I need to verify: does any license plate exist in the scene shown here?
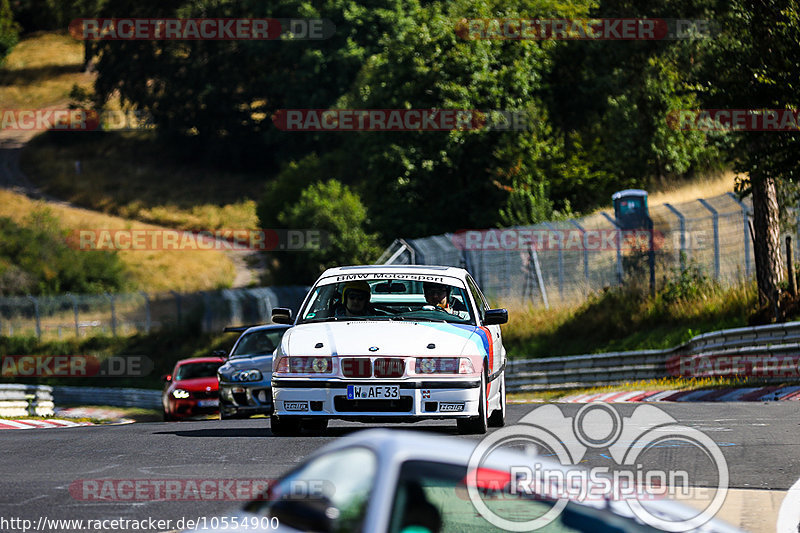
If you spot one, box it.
[347,385,399,400]
[198,399,219,407]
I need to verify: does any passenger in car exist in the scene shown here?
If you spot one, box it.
[422,282,468,315]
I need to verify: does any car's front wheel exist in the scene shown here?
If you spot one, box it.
[458,369,488,435]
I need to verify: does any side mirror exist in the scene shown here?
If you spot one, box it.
[272,308,293,325]
[268,496,336,533]
[483,308,508,326]
[162,374,172,382]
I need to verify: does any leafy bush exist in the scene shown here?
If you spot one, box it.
[268,179,382,284]
[659,259,717,304]
[0,210,129,296]
[0,0,19,61]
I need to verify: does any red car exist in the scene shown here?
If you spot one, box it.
[162,357,226,421]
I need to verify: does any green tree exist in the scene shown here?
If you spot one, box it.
[91,0,408,168]
[698,0,800,312]
[271,179,381,283]
[0,211,128,296]
[0,0,19,62]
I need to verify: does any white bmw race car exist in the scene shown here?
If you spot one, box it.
[269,265,508,435]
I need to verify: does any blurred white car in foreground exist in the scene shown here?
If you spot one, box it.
[186,429,743,533]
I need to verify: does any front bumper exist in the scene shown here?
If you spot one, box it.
[219,381,273,416]
[272,378,481,421]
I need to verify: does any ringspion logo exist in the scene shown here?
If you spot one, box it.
[467,404,728,531]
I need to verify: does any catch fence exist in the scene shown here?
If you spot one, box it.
[379,192,770,305]
[0,286,308,340]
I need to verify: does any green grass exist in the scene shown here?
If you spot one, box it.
[0,32,92,109]
[0,324,240,390]
[22,131,261,233]
[508,376,757,402]
[502,280,758,358]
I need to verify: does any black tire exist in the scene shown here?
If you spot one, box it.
[458,369,488,435]
[219,408,234,420]
[162,410,174,422]
[270,415,301,436]
[488,373,506,428]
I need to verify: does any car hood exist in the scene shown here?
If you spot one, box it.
[171,377,218,391]
[283,321,490,357]
[219,354,273,373]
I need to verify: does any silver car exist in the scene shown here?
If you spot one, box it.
[217,325,291,419]
[186,429,744,533]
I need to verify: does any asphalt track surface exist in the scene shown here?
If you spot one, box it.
[0,403,797,532]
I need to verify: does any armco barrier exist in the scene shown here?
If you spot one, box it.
[0,384,54,417]
[506,321,800,392]
[52,386,161,409]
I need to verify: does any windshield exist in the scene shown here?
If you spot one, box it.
[231,328,288,358]
[297,276,475,325]
[175,361,222,380]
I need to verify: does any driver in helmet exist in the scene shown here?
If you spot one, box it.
[336,280,373,317]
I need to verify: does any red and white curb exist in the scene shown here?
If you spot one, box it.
[559,385,800,403]
[0,419,94,429]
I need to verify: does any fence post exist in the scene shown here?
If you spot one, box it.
[105,292,117,336]
[27,295,41,340]
[570,219,589,297]
[543,222,564,301]
[648,217,656,296]
[787,236,797,296]
[140,291,151,333]
[601,212,624,285]
[726,192,751,279]
[664,203,686,271]
[698,199,721,280]
[67,293,79,337]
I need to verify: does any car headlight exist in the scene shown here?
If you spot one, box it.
[274,356,332,374]
[232,369,263,382]
[172,389,190,399]
[415,357,474,374]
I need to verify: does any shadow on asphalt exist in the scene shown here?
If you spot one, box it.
[154,423,463,438]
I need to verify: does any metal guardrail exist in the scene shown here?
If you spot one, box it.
[0,384,54,417]
[506,321,800,392]
[52,386,162,409]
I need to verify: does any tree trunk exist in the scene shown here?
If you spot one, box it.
[750,173,784,309]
